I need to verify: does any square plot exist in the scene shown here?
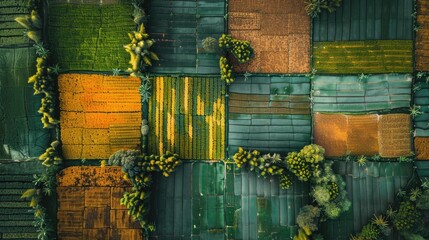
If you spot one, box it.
[59,74,141,159]
[228,76,311,156]
[228,0,310,74]
[149,76,226,160]
[48,2,134,71]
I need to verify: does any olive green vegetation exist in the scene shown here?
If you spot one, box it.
[15,9,42,44]
[38,141,62,167]
[29,50,60,129]
[313,40,413,74]
[124,24,158,77]
[217,34,254,85]
[305,0,342,18]
[219,56,233,84]
[47,2,135,71]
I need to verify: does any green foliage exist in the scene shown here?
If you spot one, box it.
[296,205,321,235]
[328,182,339,199]
[124,24,158,77]
[219,56,234,84]
[401,232,426,240]
[233,148,287,184]
[218,34,253,63]
[371,154,381,161]
[254,153,285,177]
[357,73,369,84]
[112,68,122,76]
[410,105,423,118]
[305,0,342,18]
[21,163,60,240]
[34,43,49,57]
[139,78,152,103]
[312,161,351,219]
[360,223,380,240]
[279,174,293,189]
[132,0,146,25]
[286,144,325,181]
[108,150,181,233]
[416,189,429,209]
[371,214,392,236]
[392,201,420,231]
[38,141,62,167]
[357,156,367,166]
[371,215,389,229]
[350,220,388,240]
[27,53,59,128]
[233,147,260,169]
[416,72,429,84]
[286,151,312,181]
[120,188,151,226]
[202,37,218,53]
[409,187,422,202]
[216,34,254,85]
[15,10,42,43]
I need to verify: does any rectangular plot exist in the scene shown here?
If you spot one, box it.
[228,76,311,156]
[314,0,413,41]
[314,113,411,157]
[147,0,224,74]
[149,76,225,160]
[313,40,413,74]
[48,2,134,71]
[59,74,141,159]
[228,0,310,74]
[312,74,411,113]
